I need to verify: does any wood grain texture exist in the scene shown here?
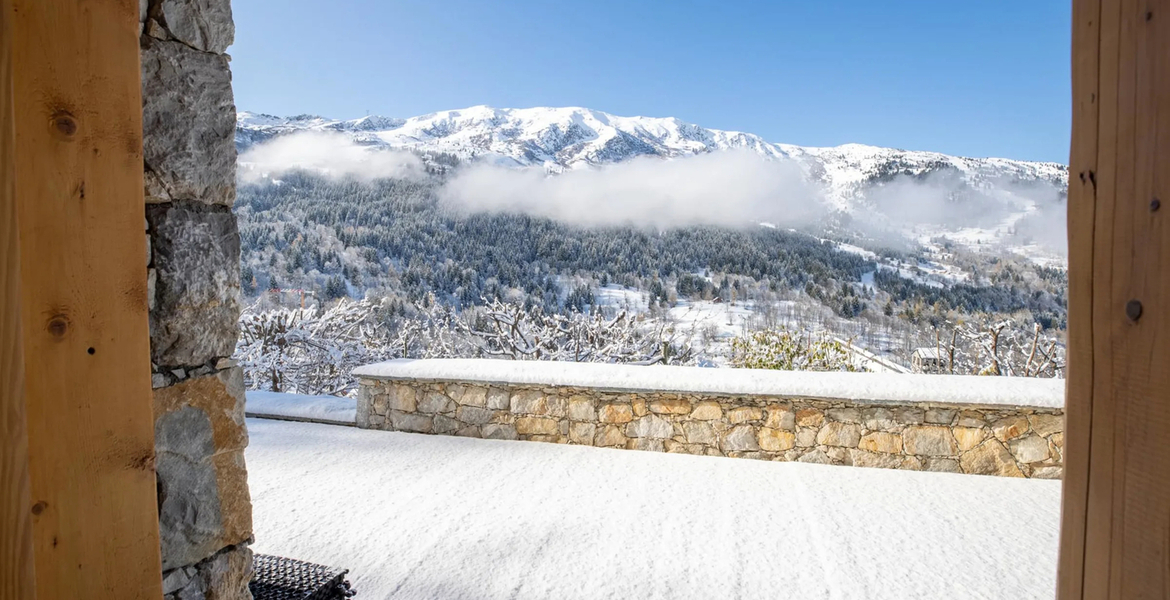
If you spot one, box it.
[1058,0,1101,597]
[0,0,36,596]
[11,0,163,597]
[1060,0,1170,597]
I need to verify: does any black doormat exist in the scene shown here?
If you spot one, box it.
[250,554,355,600]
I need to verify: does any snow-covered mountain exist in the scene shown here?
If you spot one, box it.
[237,105,1066,202]
[236,106,1069,264]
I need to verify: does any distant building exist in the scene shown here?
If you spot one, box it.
[911,348,948,373]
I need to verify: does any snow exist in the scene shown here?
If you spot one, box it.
[246,418,1061,600]
[245,391,356,425]
[354,359,1065,409]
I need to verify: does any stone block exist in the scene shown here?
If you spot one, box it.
[849,449,904,470]
[960,439,1024,477]
[683,422,717,445]
[482,424,518,440]
[158,0,235,53]
[569,422,596,444]
[722,425,760,452]
[486,388,510,410]
[956,410,987,428]
[567,396,596,421]
[816,422,861,447]
[627,438,665,452]
[1031,466,1063,480]
[649,398,691,415]
[826,408,860,423]
[433,415,461,435]
[626,414,673,439]
[728,406,763,424]
[455,426,481,438]
[925,458,962,473]
[631,398,649,416]
[894,407,925,424]
[924,408,957,425]
[795,408,824,428]
[153,368,251,571]
[1028,413,1064,437]
[164,544,252,600]
[1009,434,1050,464]
[456,406,494,426]
[599,403,634,423]
[455,386,488,407]
[795,428,818,447]
[516,416,559,435]
[862,407,897,431]
[992,416,1031,442]
[857,431,902,454]
[510,390,547,415]
[418,391,454,414]
[389,385,417,412]
[595,425,627,447]
[141,38,236,206]
[952,426,987,452]
[797,449,832,465]
[758,428,795,452]
[147,202,240,366]
[902,426,957,456]
[764,404,795,430]
[389,411,433,433]
[689,401,722,420]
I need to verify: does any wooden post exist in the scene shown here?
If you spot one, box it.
[11,0,164,597]
[1,0,36,596]
[1059,0,1170,597]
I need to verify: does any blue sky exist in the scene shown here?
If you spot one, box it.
[230,0,1071,163]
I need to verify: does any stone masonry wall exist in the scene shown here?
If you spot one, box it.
[140,0,253,598]
[357,378,1065,479]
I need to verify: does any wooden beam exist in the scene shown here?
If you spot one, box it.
[11,0,164,598]
[1059,0,1170,597]
[0,0,36,596]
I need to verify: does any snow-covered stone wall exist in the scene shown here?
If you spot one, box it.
[355,359,1065,479]
[140,1,252,598]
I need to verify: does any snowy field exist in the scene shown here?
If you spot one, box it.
[245,391,357,425]
[246,418,1061,600]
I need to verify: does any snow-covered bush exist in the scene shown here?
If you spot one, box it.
[729,329,857,372]
[236,296,698,396]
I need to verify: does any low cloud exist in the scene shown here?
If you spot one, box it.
[439,150,826,229]
[237,131,426,182]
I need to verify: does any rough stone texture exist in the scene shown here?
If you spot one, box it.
[858,431,902,454]
[723,426,760,452]
[960,440,1025,478]
[158,0,235,54]
[599,403,634,423]
[141,38,236,206]
[627,414,673,439]
[816,422,861,447]
[148,202,240,367]
[146,2,250,597]
[690,401,722,420]
[163,544,253,600]
[153,369,251,571]
[758,428,795,452]
[357,376,1064,479]
[902,426,958,456]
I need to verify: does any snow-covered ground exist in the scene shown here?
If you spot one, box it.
[245,391,356,425]
[247,418,1061,600]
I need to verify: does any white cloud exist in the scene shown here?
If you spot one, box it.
[237,131,426,182]
[438,150,826,229]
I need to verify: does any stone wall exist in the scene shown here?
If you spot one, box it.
[356,363,1065,479]
[140,0,253,598]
